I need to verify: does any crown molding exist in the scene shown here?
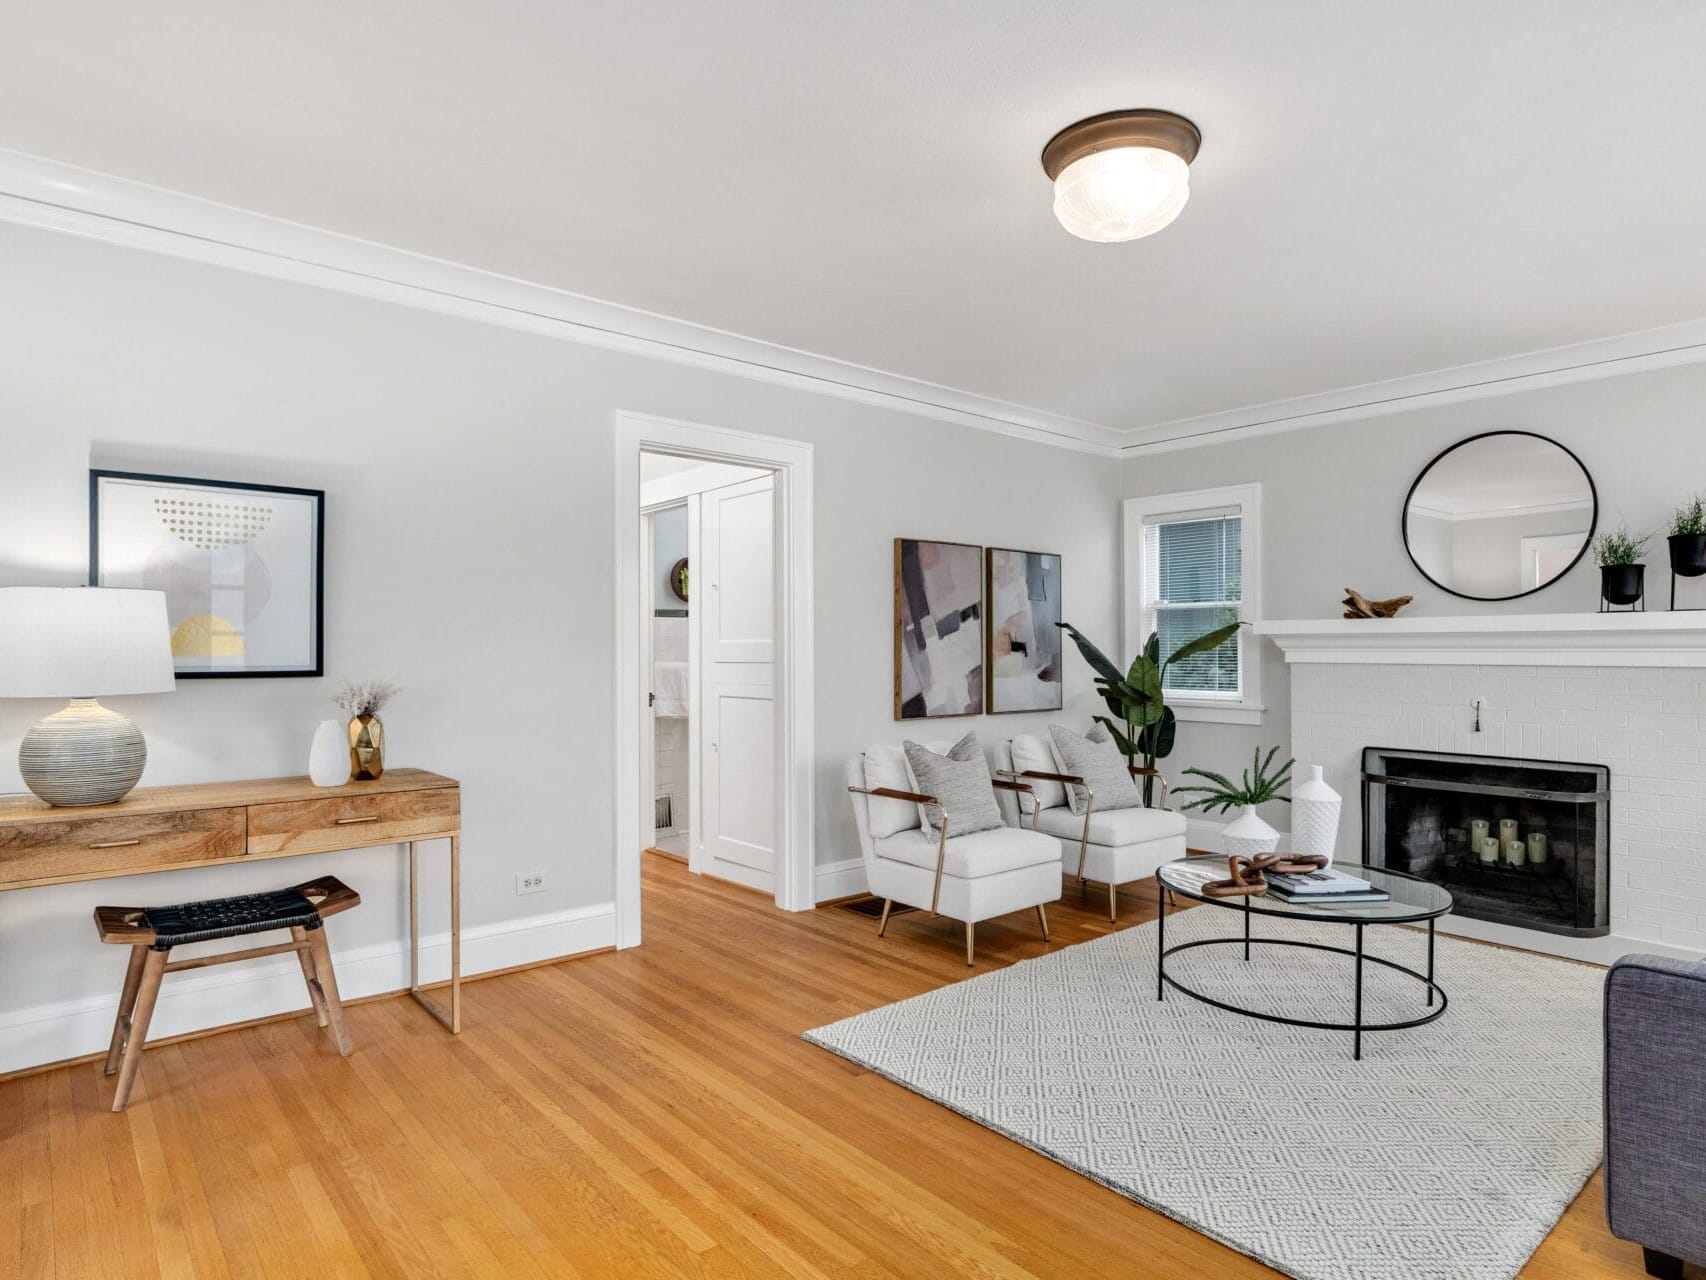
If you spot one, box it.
[1123,317,1706,455]
[0,148,1123,457]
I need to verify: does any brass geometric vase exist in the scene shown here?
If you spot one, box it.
[348,714,385,781]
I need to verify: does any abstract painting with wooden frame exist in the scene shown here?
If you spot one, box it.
[985,547,1062,713]
[894,538,984,719]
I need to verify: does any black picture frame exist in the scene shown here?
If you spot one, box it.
[1400,430,1598,603]
[90,469,325,678]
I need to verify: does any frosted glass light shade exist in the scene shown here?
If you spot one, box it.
[0,587,175,698]
[1052,147,1191,243]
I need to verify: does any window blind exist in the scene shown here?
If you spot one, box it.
[1142,514,1241,697]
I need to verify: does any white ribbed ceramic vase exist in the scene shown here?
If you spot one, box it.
[1290,764,1343,867]
[1222,805,1280,858]
[18,698,147,806]
[309,718,349,787]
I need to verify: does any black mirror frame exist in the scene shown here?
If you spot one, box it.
[1401,430,1598,603]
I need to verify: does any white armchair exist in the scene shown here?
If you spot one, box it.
[846,742,1061,965]
[994,735,1187,921]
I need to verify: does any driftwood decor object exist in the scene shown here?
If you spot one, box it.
[1342,588,1414,619]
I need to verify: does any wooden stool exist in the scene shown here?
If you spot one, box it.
[94,876,360,1112]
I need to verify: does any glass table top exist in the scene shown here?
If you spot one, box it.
[1157,858,1453,924]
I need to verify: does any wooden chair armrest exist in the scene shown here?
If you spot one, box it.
[1009,769,1085,786]
[990,778,1034,794]
[848,784,938,806]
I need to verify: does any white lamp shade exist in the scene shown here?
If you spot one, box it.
[1052,146,1191,242]
[0,588,175,698]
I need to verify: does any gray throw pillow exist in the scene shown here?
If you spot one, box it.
[901,733,1005,837]
[1048,722,1144,815]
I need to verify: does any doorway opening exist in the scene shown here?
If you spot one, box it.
[640,452,774,896]
[615,413,815,949]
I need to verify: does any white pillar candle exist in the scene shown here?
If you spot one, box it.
[1499,818,1519,844]
[1504,837,1528,868]
[1470,819,1490,846]
[1527,832,1548,866]
[1478,835,1501,864]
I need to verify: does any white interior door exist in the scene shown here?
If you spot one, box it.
[696,473,776,892]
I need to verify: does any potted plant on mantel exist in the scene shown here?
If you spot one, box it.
[1668,494,1706,582]
[1595,523,1651,611]
[1174,746,1294,856]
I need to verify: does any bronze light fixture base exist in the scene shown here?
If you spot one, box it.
[1041,109,1202,180]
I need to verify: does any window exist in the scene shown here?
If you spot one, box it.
[1123,483,1262,724]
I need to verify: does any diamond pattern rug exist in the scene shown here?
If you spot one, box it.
[804,907,1605,1280]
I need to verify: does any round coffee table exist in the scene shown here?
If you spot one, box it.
[1154,858,1453,1060]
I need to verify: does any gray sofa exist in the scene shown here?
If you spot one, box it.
[1605,954,1706,1279]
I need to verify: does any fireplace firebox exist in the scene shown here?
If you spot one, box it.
[1362,747,1609,937]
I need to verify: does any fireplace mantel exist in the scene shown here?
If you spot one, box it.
[1256,612,1706,667]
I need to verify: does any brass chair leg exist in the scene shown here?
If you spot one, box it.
[1075,785,1095,883]
[1108,880,1118,923]
[876,898,893,937]
[1035,903,1050,942]
[964,921,975,967]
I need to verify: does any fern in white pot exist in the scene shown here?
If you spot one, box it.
[1175,747,1294,857]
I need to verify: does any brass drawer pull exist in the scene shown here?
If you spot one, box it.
[335,815,380,825]
[89,838,143,849]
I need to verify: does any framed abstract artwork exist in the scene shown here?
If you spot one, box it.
[894,538,984,719]
[985,547,1063,713]
[90,470,325,678]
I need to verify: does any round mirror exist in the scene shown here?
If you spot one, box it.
[1403,431,1597,602]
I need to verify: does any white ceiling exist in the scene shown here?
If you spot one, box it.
[4,2,1706,445]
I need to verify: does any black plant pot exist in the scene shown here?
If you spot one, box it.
[1600,563,1646,608]
[1668,533,1706,578]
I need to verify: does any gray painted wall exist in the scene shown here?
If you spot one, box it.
[0,219,1119,1059]
[1122,359,1706,818]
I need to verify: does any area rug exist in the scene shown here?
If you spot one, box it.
[804,907,1605,1280]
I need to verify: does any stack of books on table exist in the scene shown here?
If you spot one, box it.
[1265,867,1390,904]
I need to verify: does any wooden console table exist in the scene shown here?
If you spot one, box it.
[0,768,463,1034]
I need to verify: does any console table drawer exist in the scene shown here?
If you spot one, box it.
[247,787,460,855]
[0,808,247,887]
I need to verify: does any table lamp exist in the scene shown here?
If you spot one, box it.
[0,587,175,806]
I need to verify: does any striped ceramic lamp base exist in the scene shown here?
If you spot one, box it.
[18,698,148,806]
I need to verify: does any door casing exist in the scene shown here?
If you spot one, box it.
[614,412,815,948]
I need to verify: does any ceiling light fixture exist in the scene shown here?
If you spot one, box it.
[1042,109,1202,243]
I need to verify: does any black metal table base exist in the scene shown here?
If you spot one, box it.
[1156,883,1446,1060]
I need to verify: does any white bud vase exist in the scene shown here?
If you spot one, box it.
[309,718,350,787]
[1222,804,1280,858]
[1291,764,1343,867]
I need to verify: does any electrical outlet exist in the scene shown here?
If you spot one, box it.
[516,871,547,895]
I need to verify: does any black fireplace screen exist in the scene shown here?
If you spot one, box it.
[1362,747,1609,937]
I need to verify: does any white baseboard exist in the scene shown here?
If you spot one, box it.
[815,856,867,902]
[0,902,615,1076]
[1184,816,1292,856]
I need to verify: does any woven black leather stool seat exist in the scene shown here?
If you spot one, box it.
[140,888,325,950]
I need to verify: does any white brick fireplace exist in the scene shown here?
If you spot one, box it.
[1259,614,1706,963]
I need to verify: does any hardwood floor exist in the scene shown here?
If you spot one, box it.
[0,853,1649,1279]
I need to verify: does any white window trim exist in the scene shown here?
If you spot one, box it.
[1122,483,1264,726]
